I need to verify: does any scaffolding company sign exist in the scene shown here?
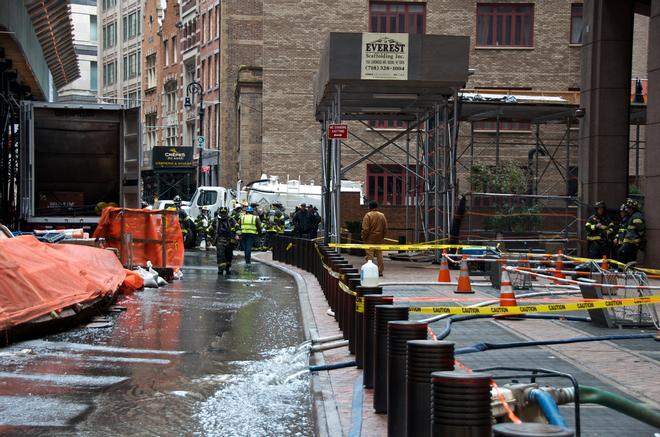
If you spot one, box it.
[361,33,409,80]
[328,124,348,139]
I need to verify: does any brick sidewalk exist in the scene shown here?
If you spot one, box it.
[255,251,659,436]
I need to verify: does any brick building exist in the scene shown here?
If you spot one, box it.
[140,0,193,202]
[221,1,588,192]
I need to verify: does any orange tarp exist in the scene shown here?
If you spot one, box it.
[93,207,184,269]
[0,236,126,330]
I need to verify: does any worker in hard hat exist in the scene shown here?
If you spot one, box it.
[238,206,262,266]
[195,206,212,249]
[173,195,183,211]
[618,198,645,264]
[613,203,628,259]
[212,207,238,275]
[585,201,614,259]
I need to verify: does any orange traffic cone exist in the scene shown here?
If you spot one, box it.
[438,250,451,283]
[495,267,519,319]
[455,255,474,294]
[601,256,609,271]
[553,250,566,283]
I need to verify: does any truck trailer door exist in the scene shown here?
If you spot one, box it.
[121,107,141,208]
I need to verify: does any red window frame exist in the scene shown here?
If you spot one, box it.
[476,3,534,47]
[473,119,532,132]
[570,3,583,44]
[367,164,424,206]
[369,2,426,129]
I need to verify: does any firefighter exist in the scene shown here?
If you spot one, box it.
[618,198,645,264]
[195,206,212,249]
[272,202,286,234]
[585,201,614,259]
[178,209,196,249]
[613,203,628,259]
[238,206,261,266]
[263,202,285,250]
[173,195,182,212]
[212,207,238,275]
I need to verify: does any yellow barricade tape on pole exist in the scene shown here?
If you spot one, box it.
[338,280,357,296]
[564,254,660,276]
[356,297,364,313]
[408,295,660,315]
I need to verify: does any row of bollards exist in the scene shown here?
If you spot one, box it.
[272,236,574,437]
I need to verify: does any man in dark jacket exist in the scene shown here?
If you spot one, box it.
[585,201,614,259]
[213,207,237,275]
[618,198,645,264]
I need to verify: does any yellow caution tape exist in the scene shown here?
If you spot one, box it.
[356,297,364,313]
[564,255,660,276]
[329,243,495,251]
[338,280,356,296]
[408,296,659,315]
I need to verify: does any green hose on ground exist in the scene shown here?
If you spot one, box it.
[579,385,660,428]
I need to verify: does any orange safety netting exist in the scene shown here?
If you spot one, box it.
[0,236,127,330]
[93,207,184,269]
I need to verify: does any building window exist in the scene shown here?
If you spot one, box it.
[145,113,157,149]
[146,54,156,89]
[123,91,139,108]
[165,81,177,114]
[570,4,584,44]
[476,4,534,47]
[200,59,205,88]
[368,3,424,129]
[164,40,169,66]
[102,0,116,11]
[369,2,426,33]
[90,61,97,91]
[103,22,116,49]
[123,51,140,80]
[172,36,177,63]
[473,119,532,132]
[367,164,408,206]
[201,13,205,44]
[166,126,177,147]
[123,9,140,41]
[215,5,220,38]
[90,16,97,42]
[103,61,116,87]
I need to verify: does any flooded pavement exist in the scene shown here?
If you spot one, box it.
[0,250,313,436]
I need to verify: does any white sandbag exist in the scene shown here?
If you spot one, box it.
[135,266,158,288]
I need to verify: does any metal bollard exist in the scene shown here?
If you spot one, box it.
[363,295,393,388]
[407,340,455,437]
[373,305,409,413]
[337,266,357,337]
[354,286,382,368]
[345,274,362,355]
[431,371,493,437]
[387,321,428,437]
[493,423,574,437]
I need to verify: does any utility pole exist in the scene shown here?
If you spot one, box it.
[185,81,204,187]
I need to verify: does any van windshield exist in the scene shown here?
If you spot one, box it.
[197,190,218,206]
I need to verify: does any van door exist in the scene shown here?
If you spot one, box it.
[121,107,141,208]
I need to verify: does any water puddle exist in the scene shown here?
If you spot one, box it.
[197,345,312,436]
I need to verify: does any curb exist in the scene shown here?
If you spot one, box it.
[254,253,345,437]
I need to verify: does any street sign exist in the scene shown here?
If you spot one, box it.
[328,124,348,140]
[197,136,205,148]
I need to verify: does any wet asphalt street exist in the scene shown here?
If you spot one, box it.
[0,250,312,436]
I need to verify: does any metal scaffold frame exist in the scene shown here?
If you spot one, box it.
[320,87,460,248]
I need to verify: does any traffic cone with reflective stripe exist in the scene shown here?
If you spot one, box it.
[438,250,451,283]
[553,250,565,283]
[495,267,518,319]
[601,256,609,271]
[455,255,474,294]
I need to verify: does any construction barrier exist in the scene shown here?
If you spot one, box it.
[93,207,184,269]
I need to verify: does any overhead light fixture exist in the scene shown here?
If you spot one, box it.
[372,93,418,100]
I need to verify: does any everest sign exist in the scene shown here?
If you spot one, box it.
[328,124,348,139]
[360,33,409,80]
